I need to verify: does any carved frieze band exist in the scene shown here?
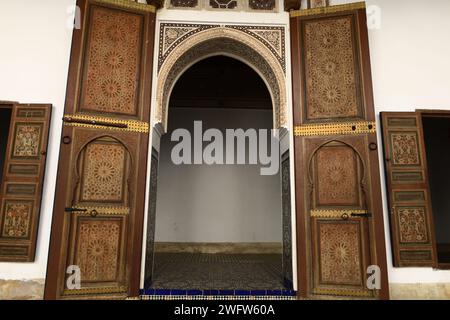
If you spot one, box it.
[290,1,365,17]
[63,114,149,133]
[294,121,376,137]
[158,23,286,73]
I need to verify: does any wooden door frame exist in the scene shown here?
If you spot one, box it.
[417,109,450,270]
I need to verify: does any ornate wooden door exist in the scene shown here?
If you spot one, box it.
[290,3,389,299]
[44,0,156,299]
[0,103,51,262]
[381,112,438,267]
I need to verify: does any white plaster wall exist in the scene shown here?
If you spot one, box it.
[0,0,76,280]
[0,0,449,287]
[365,0,450,284]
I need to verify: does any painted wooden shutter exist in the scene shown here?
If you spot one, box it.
[381,112,438,267]
[44,0,156,299]
[0,103,51,262]
[290,3,389,299]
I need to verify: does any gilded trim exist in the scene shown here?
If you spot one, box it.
[312,287,373,298]
[73,206,130,216]
[63,286,128,296]
[93,0,156,13]
[63,114,149,133]
[311,209,368,219]
[290,2,366,17]
[294,121,376,137]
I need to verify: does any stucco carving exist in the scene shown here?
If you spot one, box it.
[155,26,287,130]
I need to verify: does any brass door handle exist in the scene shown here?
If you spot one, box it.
[351,212,373,218]
[65,207,87,213]
[65,207,98,217]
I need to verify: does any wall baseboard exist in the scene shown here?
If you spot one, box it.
[154,242,283,254]
[0,279,44,300]
[1,279,450,300]
[390,283,450,300]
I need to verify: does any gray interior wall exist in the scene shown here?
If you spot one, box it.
[154,107,282,243]
[423,117,450,244]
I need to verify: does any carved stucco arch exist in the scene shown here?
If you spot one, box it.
[155,27,287,131]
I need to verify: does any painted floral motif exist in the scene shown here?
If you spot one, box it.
[13,125,41,157]
[319,223,362,285]
[76,221,121,282]
[2,202,31,238]
[391,133,420,165]
[304,16,361,120]
[398,207,428,243]
[81,6,142,115]
[81,143,126,202]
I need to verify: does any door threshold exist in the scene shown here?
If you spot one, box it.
[140,289,297,299]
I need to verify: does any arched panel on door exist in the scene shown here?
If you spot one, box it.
[307,140,372,297]
[63,136,134,297]
[74,136,133,207]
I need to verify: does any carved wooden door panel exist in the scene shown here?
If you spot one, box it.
[290,3,389,299]
[0,103,51,262]
[380,112,438,267]
[44,0,156,299]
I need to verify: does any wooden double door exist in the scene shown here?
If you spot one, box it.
[44,0,156,299]
[290,4,389,299]
[45,1,390,300]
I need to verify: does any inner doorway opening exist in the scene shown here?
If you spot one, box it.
[0,105,12,186]
[147,56,289,291]
[423,115,450,267]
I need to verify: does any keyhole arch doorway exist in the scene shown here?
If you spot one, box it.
[144,51,294,292]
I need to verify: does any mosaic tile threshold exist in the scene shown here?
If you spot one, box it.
[134,295,297,300]
[146,253,293,296]
[140,289,297,297]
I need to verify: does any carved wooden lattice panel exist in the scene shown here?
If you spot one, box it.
[316,221,364,286]
[381,112,437,267]
[74,218,123,282]
[296,13,365,123]
[314,144,360,207]
[79,5,144,116]
[0,104,51,262]
[79,141,128,203]
[45,0,155,300]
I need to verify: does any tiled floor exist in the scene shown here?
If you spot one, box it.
[149,253,285,290]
